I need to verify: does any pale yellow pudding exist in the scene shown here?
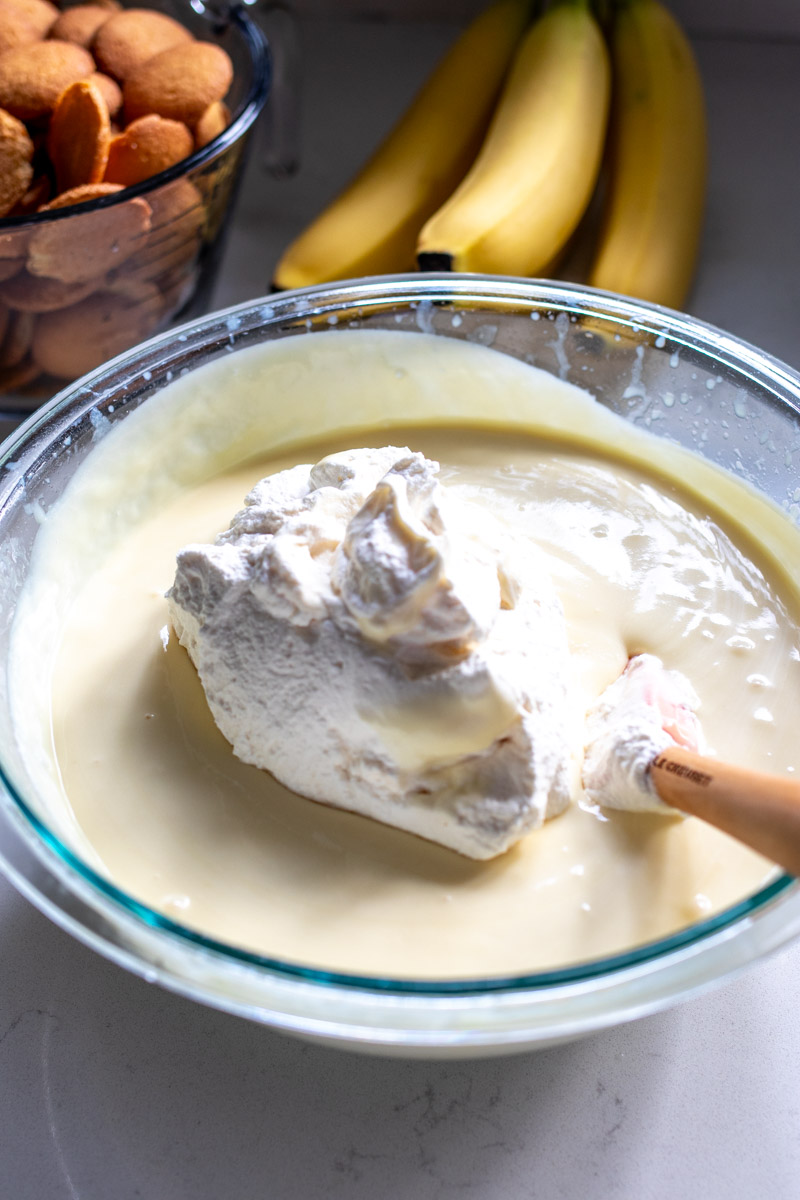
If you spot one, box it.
[11,329,800,980]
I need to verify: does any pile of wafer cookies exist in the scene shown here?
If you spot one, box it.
[0,0,236,389]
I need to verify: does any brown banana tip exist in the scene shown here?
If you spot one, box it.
[417,252,454,273]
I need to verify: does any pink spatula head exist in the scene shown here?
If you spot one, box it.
[582,654,800,877]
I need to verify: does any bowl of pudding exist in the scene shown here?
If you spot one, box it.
[0,274,799,1057]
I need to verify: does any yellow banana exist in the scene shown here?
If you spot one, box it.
[272,0,533,291]
[587,0,707,310]
[416,0,610,277]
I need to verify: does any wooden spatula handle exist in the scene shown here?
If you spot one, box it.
[650,746,800,877]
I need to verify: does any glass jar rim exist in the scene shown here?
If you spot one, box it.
[0,5,271,233]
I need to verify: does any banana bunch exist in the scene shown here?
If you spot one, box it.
[273,0,707,312]
[588,0,707,309]
[416,0,609,277]
[272,0,533,290]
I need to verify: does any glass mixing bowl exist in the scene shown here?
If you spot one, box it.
[0,0,270,411]
[0,274,799,1058]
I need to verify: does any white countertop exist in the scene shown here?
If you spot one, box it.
[2,15,800,1198]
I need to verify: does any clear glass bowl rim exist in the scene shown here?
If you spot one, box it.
[0,3,271,232]
[1,273,799,1047]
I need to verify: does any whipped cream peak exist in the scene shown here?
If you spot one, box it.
[169,446,574,859]
[333,451,501,663]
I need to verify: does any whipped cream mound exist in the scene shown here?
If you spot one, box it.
[582,654,705,814]
[168,446,573,859]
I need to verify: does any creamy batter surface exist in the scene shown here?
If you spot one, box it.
[14,330,800,979]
